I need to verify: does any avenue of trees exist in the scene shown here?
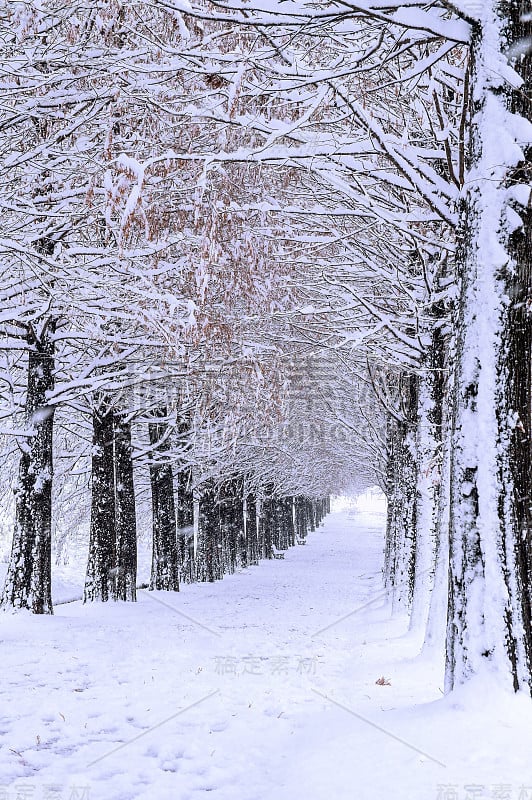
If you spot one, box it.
[1,0,531,697]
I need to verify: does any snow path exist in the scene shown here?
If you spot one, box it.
[0,511,531,800]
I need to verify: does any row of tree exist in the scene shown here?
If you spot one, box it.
[1,0,531,697]
[0,2,348,614]
[167,0,532,694]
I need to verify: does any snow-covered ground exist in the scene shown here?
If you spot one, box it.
[1,510,531,800]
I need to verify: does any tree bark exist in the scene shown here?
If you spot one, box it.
[261,489,274,559]
[501,0,532,689]
[177,466,194,528]
[2,320,56,614]
[148,411,179,592]
[409,354,442,634]
[245,493,259,565]
[84,399,116,602]
[114,412,137,601]
[384,373,418,612]
[281,497,295,549]
[198,480,220,582]
[294,496,308,541]
[219,478,242,574]
[446,3,532,692]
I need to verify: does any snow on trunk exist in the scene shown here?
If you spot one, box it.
[149,411,180,592]
[1,319,56,614]
[114,412,137,601]
[84,400,116,603]
[409,373,438,634]
[446,1,532,692]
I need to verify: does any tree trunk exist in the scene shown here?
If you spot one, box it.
[446,3,532,692]
[256,497,267,560]
[261,490,274,559]
[219,478,242,574]
[148,411,179,592]
[409,358,442,634]
[315,498,323,527]
[198,481,220,582]
[294,496,307,541]
[307,498,316,532]
[502,0,532,688]
[272,496,284,550]
[84,399,116,602]
[245,493,259,565]
[177,464,194,583]
[383,373,418,612]
[2,320,56,614]
[383,420,398,591]
[423,388,452,657]
[281,497,295,549]
[114,412,137,601]
[177,466,194,528]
